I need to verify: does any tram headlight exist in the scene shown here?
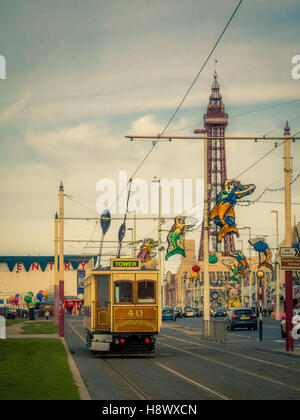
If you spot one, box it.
[114,338,120,345]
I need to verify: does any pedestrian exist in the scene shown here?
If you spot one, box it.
[45,310,49,320]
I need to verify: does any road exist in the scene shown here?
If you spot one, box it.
[64,315,300,401]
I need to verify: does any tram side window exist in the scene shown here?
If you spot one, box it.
[138,281,155,303]
[97,275,109,308]
[115,281,133,304]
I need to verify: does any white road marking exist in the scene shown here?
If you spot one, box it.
[67,321,224,400]
[150,360,230,400]
[161,331,300,372]
[160,341,300,393]
[68,322,86,344]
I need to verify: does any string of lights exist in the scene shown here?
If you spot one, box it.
[237,171,300,207]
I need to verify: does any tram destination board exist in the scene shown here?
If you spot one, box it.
[110,258,141,270]
[280,257,300,271]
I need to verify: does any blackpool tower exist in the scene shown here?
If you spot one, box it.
[198,72,236,260]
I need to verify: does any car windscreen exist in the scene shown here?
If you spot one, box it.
[234,310,254,316]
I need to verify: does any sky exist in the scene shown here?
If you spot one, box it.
[0,0,300,269]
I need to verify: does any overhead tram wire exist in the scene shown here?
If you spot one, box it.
[234,126,300,180]
[113,0,244,213]
[262,114,300,137]
[233,140,286,180]
[160,0,244,136]
[161,98,300,137]
[175,131,300,215]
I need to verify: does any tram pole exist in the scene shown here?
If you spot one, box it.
[157,179,162,328]
[59,182,65,337]
[203,133,210,335]
[54,212,59,327]
[133,211,137,257]
[283,122,294,352]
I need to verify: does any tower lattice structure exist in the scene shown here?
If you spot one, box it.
[198,72,236,260]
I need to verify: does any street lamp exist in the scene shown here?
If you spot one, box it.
[240,226,252,309]
[256,270,265,341]
[238,240,245,307]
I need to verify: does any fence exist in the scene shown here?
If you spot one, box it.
[199,319,227,344]
[0,315,6,339]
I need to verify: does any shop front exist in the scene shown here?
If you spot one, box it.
[64,296,83,314]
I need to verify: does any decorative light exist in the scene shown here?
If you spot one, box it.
[209,255,218,264]
[256,270,265,279]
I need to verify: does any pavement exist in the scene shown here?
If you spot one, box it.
[63,315,300,400]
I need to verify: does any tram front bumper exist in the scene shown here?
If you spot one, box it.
[91,341,110,351]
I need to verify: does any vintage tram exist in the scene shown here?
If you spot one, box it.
[84,258,160,354]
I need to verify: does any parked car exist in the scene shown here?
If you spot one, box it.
[192,308,200,317]
[192,308,198,317]
[162,308,176,322]
[184,307,195,318]
[174,307,183,318]
[212,308,227,318]
[196,309,204,317]
[281,309,300,338]
[225,308,257,331]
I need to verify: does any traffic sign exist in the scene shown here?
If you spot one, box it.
[280,247,300,257]
[281,257,300,271]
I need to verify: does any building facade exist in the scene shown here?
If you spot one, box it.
[165,240,275,309]
[0,256,94,307]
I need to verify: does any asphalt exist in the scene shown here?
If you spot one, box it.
[63,314,300,400]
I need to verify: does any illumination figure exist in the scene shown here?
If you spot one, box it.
[248,238,274,271]
[165,216,197,261]
[230,252,249,279]
[137,239,158,263]
[211,180,256,242]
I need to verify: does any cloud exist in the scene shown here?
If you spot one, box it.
[24,122,119,162]
[0,91,31,126]
[26,123,97,152]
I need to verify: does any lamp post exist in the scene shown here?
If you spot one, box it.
[127,228,134,257]
[257,270,265,341]
[238,240,245,307]
[271,210,280,321]
[241,227,252,308]
[152,177,162,328]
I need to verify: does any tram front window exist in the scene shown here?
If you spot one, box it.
[138,281,155,303]
[115,281,133,304]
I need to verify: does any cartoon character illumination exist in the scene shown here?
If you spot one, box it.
[219,281,240,306]
[137,239,158,263]
[165,216,197,261]
[210,180,256,242]
[248,238,274,271]
[230,252,249,279]
[222,259,240,283]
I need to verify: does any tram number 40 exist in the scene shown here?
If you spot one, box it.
[128,309,144,318]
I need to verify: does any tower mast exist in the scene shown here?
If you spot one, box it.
[198,71,235,259]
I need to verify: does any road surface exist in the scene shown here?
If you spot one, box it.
[64,315,300,400]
